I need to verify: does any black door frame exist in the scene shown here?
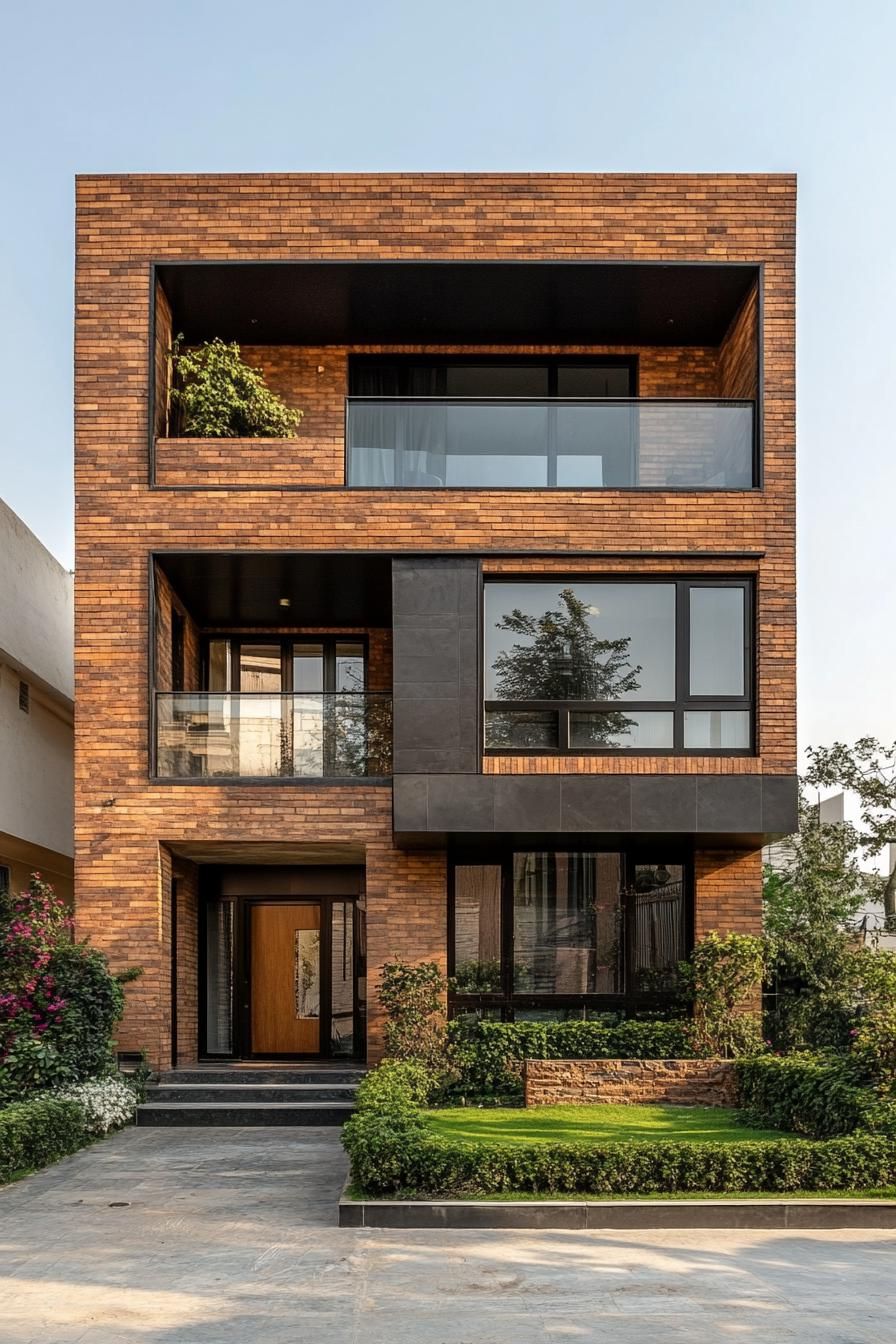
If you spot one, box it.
[199,891,365,1062]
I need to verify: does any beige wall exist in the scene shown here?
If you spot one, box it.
[0,498,74,882]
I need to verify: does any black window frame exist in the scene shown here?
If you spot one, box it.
[448,845,693,1021]
[200,635,369,695]
[482,575,754,757]
[348,354,639,398]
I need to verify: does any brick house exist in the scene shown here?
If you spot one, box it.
[74,173,796,1071]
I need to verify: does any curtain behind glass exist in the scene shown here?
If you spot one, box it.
[349,365,446,485]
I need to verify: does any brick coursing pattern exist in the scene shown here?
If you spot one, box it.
[523,1058,738,1107]
[74,174,795,1068]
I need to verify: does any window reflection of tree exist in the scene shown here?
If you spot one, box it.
[490,588,641,745]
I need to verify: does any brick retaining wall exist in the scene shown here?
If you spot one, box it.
[524,1059,738,1107]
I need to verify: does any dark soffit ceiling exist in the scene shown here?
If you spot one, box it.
[156,261,758,347]
[156,553,393,628]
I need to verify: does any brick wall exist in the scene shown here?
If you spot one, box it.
[74,174,795,1065]
[524,1058,738,1107]
[719,283,759,400]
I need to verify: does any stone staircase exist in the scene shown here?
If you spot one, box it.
[136,1064,364,1127]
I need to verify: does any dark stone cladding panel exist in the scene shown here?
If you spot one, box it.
[392,558,480,775]
[392,773,799,844]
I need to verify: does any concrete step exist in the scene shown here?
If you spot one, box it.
[158,1068,366,1086]
[136,1101,356,1127]
[149,1083,359,1105]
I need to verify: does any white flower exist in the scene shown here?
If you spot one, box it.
[51,1077,137,1134]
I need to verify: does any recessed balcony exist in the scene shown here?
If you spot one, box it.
[151,553,393,783]
[150,260,760,490]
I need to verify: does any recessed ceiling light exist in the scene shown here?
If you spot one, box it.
[278,597,291,608]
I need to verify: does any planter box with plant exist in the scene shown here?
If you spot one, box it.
[165,336,303,439]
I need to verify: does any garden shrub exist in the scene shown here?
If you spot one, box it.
[0,874,134,1104]
[0,1098,87,1184]
[347,1130,896,1199]
[353,1058,436,1113]
[679,931,766,1058]
[736,1054,876,1137]
[379,958,448,1070]
[445,1017,697,1102]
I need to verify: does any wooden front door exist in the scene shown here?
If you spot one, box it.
[250,903,321,1054]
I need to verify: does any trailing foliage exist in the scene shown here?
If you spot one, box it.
[379,959,448,1070]
[445,1017,696,1103]
[0,1098,88,1184]
[679,932,766,1058]
[169,337,303,438]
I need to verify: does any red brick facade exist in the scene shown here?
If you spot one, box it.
[74,174,795,1068]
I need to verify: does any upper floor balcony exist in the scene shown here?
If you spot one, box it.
[150,261,761,491]
[150,553,394,783]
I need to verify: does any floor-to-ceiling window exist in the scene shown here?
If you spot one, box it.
[449,849,689,1020]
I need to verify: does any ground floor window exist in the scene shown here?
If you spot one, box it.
[449,849,690,1019]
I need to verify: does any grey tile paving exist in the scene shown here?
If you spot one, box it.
[1,1127,896,1342]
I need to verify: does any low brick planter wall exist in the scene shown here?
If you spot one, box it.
[523,1059,738,1108]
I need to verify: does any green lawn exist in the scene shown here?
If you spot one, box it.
[423,1103,799,1146]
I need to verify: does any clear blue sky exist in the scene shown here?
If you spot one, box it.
[1,0,893,751]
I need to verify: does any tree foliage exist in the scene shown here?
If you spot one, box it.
[168,336,303,438]
[805,737,896,919]
[763,795,868,1050]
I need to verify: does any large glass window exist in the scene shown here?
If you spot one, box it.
[513,853,623,995]
[452,866,502,992]
[484,579,752,754]
[449,850,689,1016]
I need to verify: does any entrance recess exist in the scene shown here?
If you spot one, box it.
[200,866,366,1061]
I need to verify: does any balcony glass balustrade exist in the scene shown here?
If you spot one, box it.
[345,398,755,489]
[155,692,392,779]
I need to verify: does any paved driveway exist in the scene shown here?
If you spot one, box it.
[1,1126,894,1343]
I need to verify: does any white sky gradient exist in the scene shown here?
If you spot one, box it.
[1,0,894,755]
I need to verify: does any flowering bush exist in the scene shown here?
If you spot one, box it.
[50,1077,137,1135]
[0,874,133,1103]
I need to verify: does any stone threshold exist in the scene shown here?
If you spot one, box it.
[339,1190,896,1230]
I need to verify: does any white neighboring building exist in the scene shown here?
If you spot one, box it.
[0,499,73,902]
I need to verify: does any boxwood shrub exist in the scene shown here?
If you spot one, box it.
[0,1098,88,1184]
[736,1053,896,1138]
[447,1017,695,1101]
[343,1072,896,1197]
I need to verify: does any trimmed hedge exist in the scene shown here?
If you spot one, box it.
[0,1098,88,1184]
[347,1130,896,1199]
[344,1077,896,1197]
[736,1054,896,1138]
[447,1018,695,1100]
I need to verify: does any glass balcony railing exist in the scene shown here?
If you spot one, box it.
[154,692,392,779]
[345,398,755,489]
